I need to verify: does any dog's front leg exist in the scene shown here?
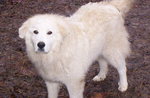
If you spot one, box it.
[66,80,85,98]
[45,81,60,98]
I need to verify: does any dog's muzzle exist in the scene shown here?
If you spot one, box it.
[37,41,45,52]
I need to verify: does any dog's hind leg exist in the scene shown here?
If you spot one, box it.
[93,57,108,81]
[104,50,128,92]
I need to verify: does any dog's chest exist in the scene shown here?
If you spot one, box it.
[33,56,67,82]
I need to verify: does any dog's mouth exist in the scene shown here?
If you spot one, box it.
[36,48,48,54]
[38,48,44,52]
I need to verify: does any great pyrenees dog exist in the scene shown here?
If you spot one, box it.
[19,0,134,98]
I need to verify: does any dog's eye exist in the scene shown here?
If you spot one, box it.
[47,31,52,35]
[33,30,39,34]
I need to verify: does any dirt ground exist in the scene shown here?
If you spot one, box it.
[0,0,150,98]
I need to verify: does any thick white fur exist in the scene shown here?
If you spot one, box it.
[19,0,132,98]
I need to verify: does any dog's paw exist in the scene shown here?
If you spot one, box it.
[118,82,128,92]
[93,74,106,82]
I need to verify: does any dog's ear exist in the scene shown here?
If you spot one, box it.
[18,21,29,39]
[57,20,78,36]
[58,20,82,36]
[57,20,69,38]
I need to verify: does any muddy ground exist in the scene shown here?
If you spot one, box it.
[0,0,150,98]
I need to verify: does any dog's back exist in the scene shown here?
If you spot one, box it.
[71,0,133,58]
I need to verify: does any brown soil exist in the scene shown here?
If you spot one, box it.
[0,0,150,98]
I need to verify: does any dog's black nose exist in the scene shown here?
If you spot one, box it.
[37,42,45,49]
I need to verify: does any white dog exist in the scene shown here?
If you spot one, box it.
[19,0,134,98]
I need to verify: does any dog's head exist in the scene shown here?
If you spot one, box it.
[19,14,67,53]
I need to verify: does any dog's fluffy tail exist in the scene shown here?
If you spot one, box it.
[109,0,134,16]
